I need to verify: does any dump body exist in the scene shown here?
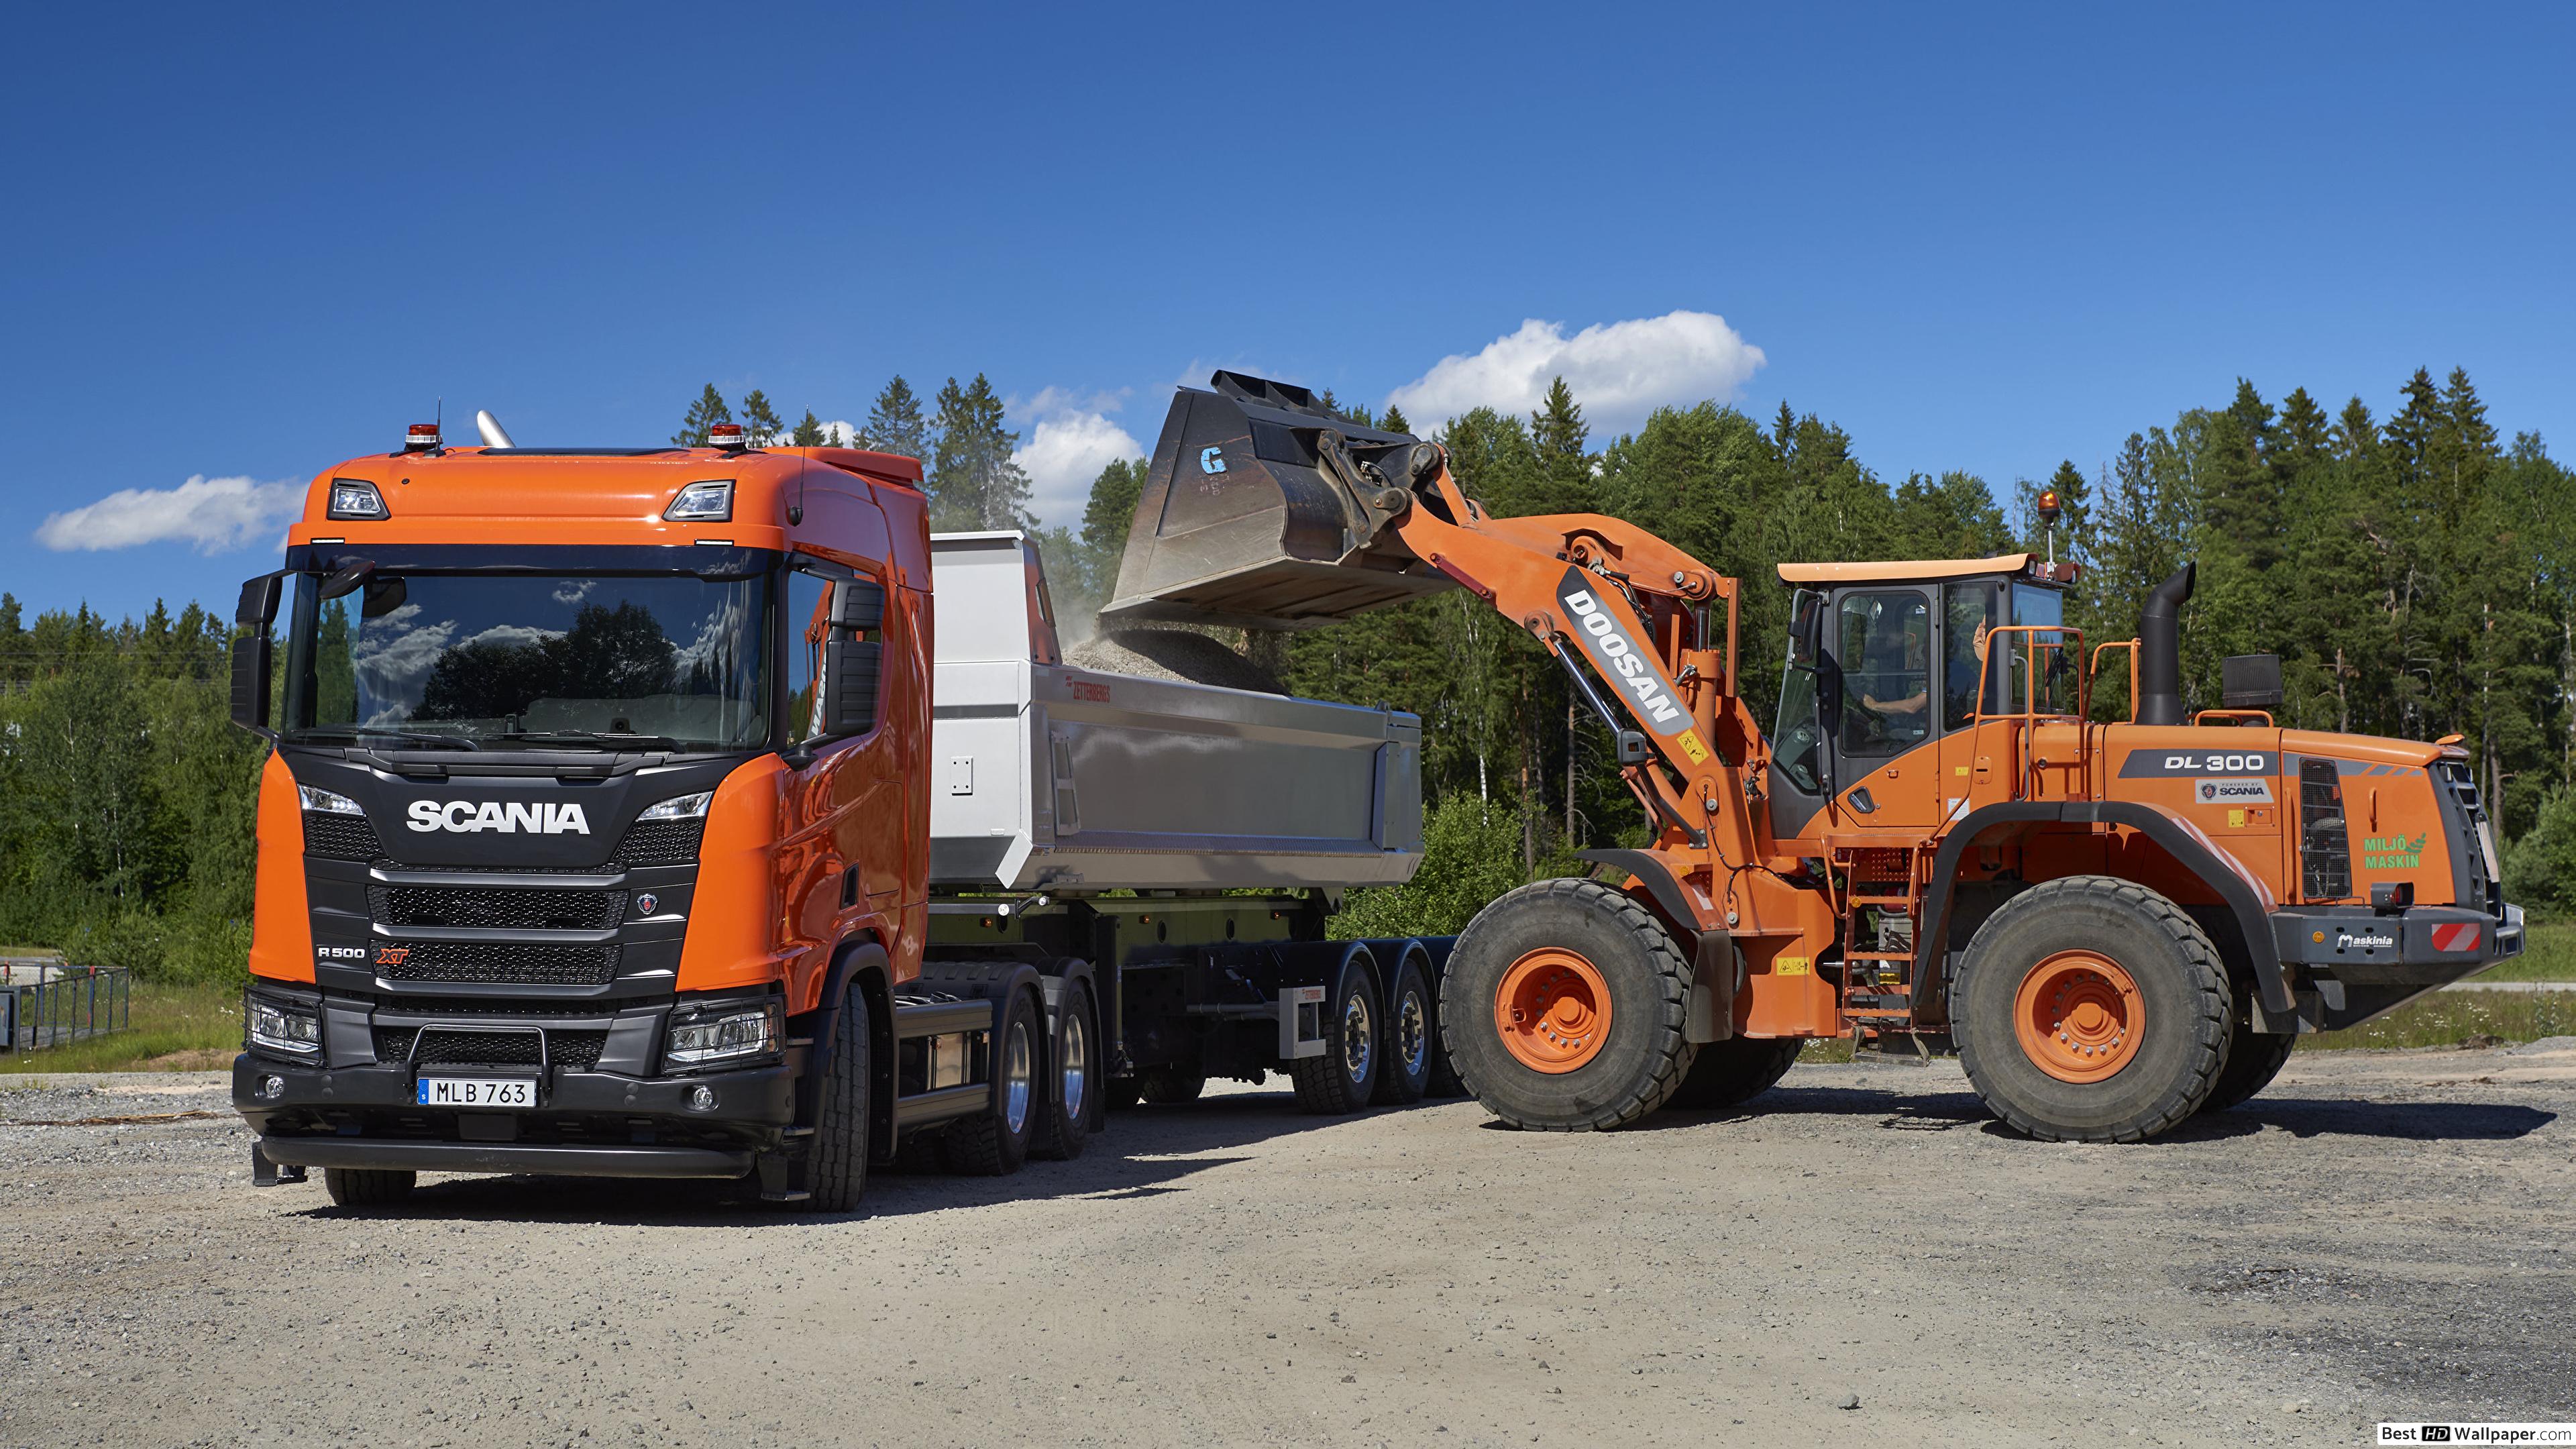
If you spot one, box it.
[931,533,1422,892]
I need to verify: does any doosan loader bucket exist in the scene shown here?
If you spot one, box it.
[1099,372,1456,631]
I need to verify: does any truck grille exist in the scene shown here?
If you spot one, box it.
[303,812,384,861]
[616,819,704,867]
[369,885,625,931]
[374,941,622,985]
[376,1026,608,1071]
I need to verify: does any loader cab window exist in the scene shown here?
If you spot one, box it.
[1838,590,1933,757]
[1943,583,2000,729]
[2004,584,2076,716]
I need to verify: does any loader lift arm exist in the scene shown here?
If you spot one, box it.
[1380,446,1774,918]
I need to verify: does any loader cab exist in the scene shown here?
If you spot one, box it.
[1768,555,2076,841]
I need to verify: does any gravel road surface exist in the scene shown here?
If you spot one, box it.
[3,1042,2569,1448]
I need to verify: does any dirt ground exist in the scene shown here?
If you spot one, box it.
[1,1043,2569,1449]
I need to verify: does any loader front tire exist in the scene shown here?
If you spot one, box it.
[1664,1035,1803,1112]
[1439,879,1696,1131]
[1955,876,2229,1142]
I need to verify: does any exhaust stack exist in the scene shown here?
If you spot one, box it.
[476,410,517,449]
[1099,372,1454,631]
[2136,561,2195,726]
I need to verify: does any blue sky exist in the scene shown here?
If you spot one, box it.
[5,3,2571,624]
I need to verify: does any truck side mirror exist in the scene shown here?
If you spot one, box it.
[230,572,285,736]
[2221,653,2284,710]
[832,577,885,632]
[822,639,883,737]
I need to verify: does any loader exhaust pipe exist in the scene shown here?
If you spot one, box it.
[2135,561,2194,727]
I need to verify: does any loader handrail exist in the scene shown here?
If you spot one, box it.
[2090,638,2140,722]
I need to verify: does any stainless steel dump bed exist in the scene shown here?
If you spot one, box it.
[927,532,1424,892]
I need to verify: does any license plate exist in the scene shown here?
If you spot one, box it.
[416,1077,535,1108]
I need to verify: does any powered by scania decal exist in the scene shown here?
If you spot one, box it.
[406,800,593,835]
[1558,569,1712,765]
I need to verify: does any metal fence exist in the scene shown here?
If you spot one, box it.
[1,965,131,1052]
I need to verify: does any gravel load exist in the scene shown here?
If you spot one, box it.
[1065,627,1285,694]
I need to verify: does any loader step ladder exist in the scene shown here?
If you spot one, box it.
[1832,845,1933,1020]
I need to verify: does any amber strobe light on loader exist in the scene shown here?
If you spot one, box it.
[1110,372,2524,1142]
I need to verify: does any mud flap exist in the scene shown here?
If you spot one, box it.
[1685,933,1737,1044]
[251,1142,305,1187]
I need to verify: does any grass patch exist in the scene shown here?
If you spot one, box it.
[2296,988,2573,1051]
[0,981,240,1075]
[2471,919,2576,981]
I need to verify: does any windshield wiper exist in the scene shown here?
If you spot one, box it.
[293,726,480,751]
[496,730,682,751]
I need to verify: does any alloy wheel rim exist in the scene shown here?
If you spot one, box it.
[1003,1020,1034,1132]
[1342,992,1373,1085]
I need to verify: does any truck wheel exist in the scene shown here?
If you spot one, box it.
[1136,1066,1205,1104]
[808,986,872,1211]
[1438,879,1695,1131]
[1664,1036,1802,1111]
[322,1167,415,1208]
[1034,979,1097,1161]
[2198,1013,2294,1114]
[1371,957,1435,1106]
[1955,875,2231,1142]
[945,988,1040,1175]
[1292,957,1383,1113]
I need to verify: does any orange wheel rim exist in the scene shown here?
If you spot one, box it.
[2013,950,2144,1083]
[1495,949,1612,1073]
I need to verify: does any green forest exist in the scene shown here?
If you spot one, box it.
[7,364,2574,983]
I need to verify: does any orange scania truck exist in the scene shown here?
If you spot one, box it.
[228,414,1446,1210]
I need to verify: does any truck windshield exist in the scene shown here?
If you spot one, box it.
[282,572,767,749]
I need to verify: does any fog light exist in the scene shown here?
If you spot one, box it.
[687,1085,718,1112]
[262,1075,285,1099]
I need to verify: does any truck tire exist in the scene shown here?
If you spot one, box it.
[1135,1066,1204,1104]
[944,987,1040,1175]
[808,987,872,1211]
[1034,979,1097,1161]
[1438,878,1696,1131]
[1954,875,2231,1143]
[1292,957,1383,1114]
[2198,1014,2294,1114]
[1371,956,1435,1106]
[1664,1036,1802,1112]
[322,1167,415,1208]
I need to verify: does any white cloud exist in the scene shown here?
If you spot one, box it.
[34,473,302,553]
[814,419,861,447]
[1383,311,1766,437]
[1012,405,1145,531]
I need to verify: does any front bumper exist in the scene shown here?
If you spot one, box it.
[232,1052,798,1179]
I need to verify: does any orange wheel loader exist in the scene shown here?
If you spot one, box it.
[1104,371,2526,1143]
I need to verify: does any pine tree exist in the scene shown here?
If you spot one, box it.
[928,374,1031,530]
[862,376,931,461]
[1529,377,1591,513]
[739,390,786,448]
[790,410,828,447]
[671,384,732,447]
[1381,405,1411,435]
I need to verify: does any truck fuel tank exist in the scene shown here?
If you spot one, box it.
[1099,372,1456,632]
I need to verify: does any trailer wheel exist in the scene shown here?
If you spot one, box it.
[1438,879,1695,1131]
[944,988,1038,1175]
[1292,957,1383,1114]
[808,985,872,1211]
[322,1167,415,1208]
[1371,956,1435,1106]
[1664,1036,1802,1112]
[1136,1066,1205,1104]
[1955,875,2230,1142]
[1034,979,1097,1160]
[2197,1012,2295,1115]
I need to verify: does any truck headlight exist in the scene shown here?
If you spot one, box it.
[665,1001,782,1067]
[637,791,712,821]
[248,998,323,1057]
[297,784,363,814]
